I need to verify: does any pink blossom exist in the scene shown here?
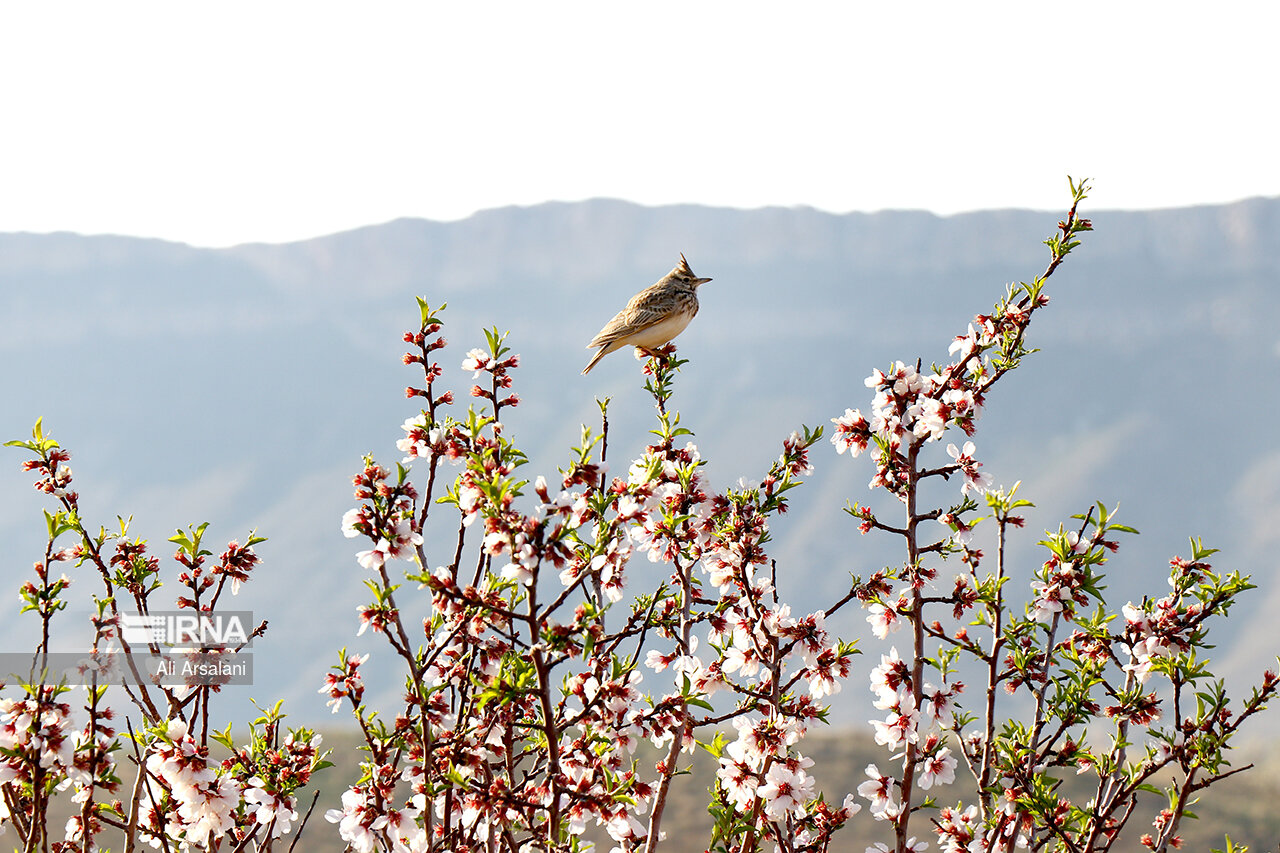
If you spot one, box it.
[857,763,901,819]
[325,786,386,853]
[721,631,762,679]
[1122,601,1150,631]
[732,714,801,762]
[499,561,534,586]
[870,705,920,749]
[805,648,848,698]
[780,430,815,475]
[396,413,444,463]
[457,481,484,526]
[943,386,979,419]
[869,647,911,709]
[949,323,980,359]
[460,348,491,375]
[938,513,974,546]
[340,508,363,538]
[866,602,902,639]
[921,681,963,729]
[910,396,947,442]
[645,649,675,673]
[717,739,762,811]
[917,747,957,790]
[758,758,816,821]
[946,441,993,496]
[831,408,872,457]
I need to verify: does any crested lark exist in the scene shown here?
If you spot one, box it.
[582,254,712,375]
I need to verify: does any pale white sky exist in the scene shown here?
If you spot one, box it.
[1,1,1276,247]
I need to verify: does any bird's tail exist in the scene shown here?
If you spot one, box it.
[582,347,607,375]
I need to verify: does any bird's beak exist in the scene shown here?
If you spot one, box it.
[695,277,712,286]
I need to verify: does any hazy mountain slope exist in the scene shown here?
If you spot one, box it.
[2,197,1276,725]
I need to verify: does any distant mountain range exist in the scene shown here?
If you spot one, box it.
[3,196,1278,729]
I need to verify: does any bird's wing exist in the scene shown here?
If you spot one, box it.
[586,288,670,348]
[586,304,670,348]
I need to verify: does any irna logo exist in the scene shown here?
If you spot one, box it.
[120,611,253,648]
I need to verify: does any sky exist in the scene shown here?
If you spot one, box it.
[1,1,1276,247]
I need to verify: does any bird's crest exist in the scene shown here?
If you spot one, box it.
[674,253,711,285]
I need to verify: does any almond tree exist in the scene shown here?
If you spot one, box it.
[325,179,1277,852]
[4,425,329,851]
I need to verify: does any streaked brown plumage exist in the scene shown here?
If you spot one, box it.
[582,254,712,375]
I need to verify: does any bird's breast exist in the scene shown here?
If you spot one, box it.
[630,307,696,349]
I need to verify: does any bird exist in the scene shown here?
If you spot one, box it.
[582,254,712,375]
